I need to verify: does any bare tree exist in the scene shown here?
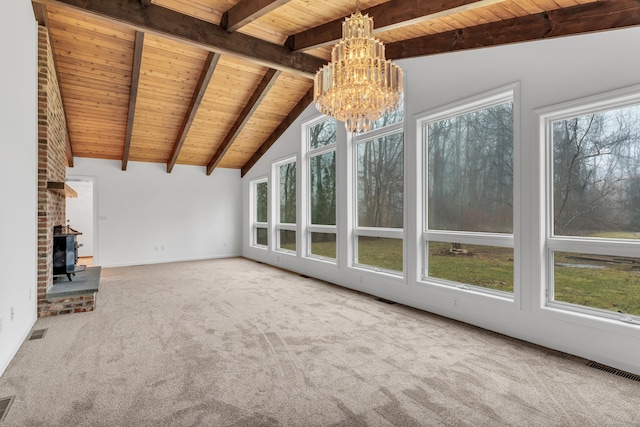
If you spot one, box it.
[309,119,337,236]
[357,132,404,227]
[553,105,640,236]
[427,102,513,233]
[279,161,296,223]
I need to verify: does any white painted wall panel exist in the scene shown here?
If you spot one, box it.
[68,159,242,267]
[0,0,38,376]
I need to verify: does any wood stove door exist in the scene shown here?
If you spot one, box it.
[53,235,76,274]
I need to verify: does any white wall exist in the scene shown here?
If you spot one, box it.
[69,159,242,267]
[0,0,38,376]
[243,27,640,375]
[66,178,94,257]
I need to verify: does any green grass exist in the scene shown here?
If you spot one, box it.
[554,252,640,315]
[281,239,337,259]
[353,240,640,316]
[278,232,640,317]
[428,242,514,293]
[279,231,296,252]
[311,240,336,259]
[357,237,402,272]
[280,242,296,251]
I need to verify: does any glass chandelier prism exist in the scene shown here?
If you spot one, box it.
[313,9,404,133]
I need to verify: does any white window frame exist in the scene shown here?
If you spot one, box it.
[416,84,519,299]
[302,115,338,263]
[538,84,640,325]
[273,156,297,255]
[352,119,405,276]
[250,177,269,249]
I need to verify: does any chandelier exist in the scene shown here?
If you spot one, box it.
[313,2,404,133]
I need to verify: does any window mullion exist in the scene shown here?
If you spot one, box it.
[548,237,640,258]
[354,227,403,239]
[426,230,514,247]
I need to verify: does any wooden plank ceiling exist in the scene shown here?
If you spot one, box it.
[31,0,640,176]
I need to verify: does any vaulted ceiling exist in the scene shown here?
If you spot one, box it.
[31,0,640,176]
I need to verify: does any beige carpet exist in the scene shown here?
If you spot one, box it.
[1,257,639,426]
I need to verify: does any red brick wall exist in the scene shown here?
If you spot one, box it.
[39,294,96,316]
[37,26,94,317]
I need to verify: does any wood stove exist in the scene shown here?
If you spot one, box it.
[53,225,85,281]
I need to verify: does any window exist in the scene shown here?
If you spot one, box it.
[251,178,268,248]
[543,88,640,322]
[420,87,515,294]
[306,117,337,260]
[276,159,296,253]
[310,151,336,226]
[353,108,404,273]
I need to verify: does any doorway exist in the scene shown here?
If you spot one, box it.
[65,176,97,266]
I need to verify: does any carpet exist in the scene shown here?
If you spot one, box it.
[1,257,638,426]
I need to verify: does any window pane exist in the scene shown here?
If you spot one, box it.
[552,105,640,238]
[310,232,336,259]
[427,102,513,233]
[428,242,514,293]
[279,162,296,224]
[279,230,296,251]
[368,105,404,131]
[256,181,268,223]
[357,237,402,272]
[256,227,268,246]
[309,118,337,149]
[357,132,404,228]
[554,251,640,316]
[310,150,336,225]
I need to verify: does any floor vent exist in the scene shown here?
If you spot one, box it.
[375,297,396,305]
[587,361,640,382]
[29,329,47,341]
[0,396,15,422]
[299,274,310,279]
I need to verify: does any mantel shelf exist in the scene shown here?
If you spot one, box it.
[47,181,78,198]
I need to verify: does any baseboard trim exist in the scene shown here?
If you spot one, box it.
[99,253,242,268]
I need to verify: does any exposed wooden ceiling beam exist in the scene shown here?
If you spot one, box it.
[167,52,221,173]
[221,0,292,32]
[207,69,282,175]
[35,5,75,167]
[285,0,506,52]
[241,87,314,177]
[32,2,47,25]
[122,31,144,171]
[386,0,640,60]
[32,0,325,78]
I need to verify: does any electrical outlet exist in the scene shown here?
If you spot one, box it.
[10,307,14,321]
[453,297,459,308]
